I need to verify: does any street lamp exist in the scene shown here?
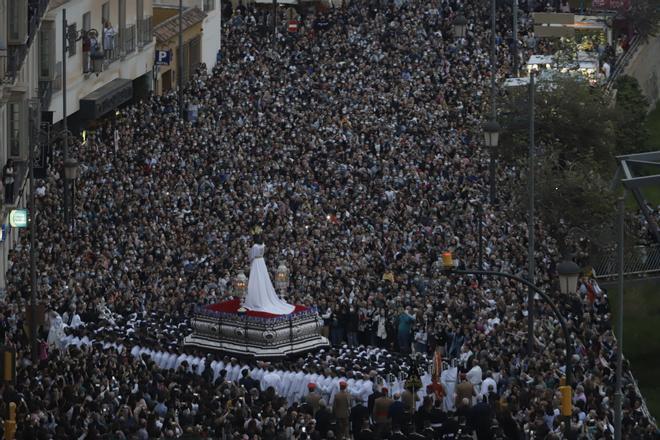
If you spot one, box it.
[63,157,80,180]
[557,259,581,295]
[453,14,467,38]
[62,9,95,227]
[483,119,500,205]
[274,262,289,297]
[63,157,79,229]
[482,120,500,148]
[233,272,248,298]
[440,250,573,389]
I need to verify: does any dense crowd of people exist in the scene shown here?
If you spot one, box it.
[1,0,658,438]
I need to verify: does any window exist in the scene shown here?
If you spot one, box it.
[203,0,214,12]
[102,2,110,26]
[8,102,23,158]
[67,23,77,56]
[188,36,201,71]
[8,0,27,44]
[83,12,91,31]
[118,0,126,52]
[39,21,55,80]
[137,0,144,23]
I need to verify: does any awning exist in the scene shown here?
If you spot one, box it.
[153,7,207,44]
[79,78,133,119]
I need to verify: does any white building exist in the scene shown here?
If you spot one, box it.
[44,0,156,124]
[0,0,156,290]
[0,0,49,290]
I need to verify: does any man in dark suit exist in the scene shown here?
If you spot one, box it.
[368,385,383,416]
[315,399,333,437]
[239,368,259,392]
[357,420,375,440]
[333,381,351,440]
[470,396,494,440]
[388,393,407,429]
[350,398,370,436]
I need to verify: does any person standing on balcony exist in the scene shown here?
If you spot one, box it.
[3,159,15,204]
[103,21,117,60]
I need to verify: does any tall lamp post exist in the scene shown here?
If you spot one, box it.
[512,0,519,76]
[489,0,499,206]
[28,100,39,363]
[272,0,278,39]
[527,70,536,354]
[615,196,625,440]
[63,158,80,230]
[62,9,92,227]
[178,0,184,119]
[482,120,500,204]
[441,251,576,388]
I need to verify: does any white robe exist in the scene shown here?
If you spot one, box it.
[212,361,222,381]
[441,367,458,412]
[47,315,67,350]
[243,244,295,315]
[262,371,281,392]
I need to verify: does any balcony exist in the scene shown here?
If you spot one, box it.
[122,25,137,55]
[102,31,120,66]
[137,16,153,48]
[38,79,52,109]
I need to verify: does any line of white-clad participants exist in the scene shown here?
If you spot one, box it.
[60,332,495,412]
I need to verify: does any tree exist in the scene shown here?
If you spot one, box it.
[614,75,650,154]
[532,154,618,254]
[499,76,617,175]
[625,0,660,42]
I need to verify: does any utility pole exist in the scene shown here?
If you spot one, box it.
[527,72,535,355]
[477,204,483,281]
[512,0,519,76]
[178,0,184,119]
[614,196,625,440]
[62,9,70,227]
[29,101,38,364]
[489,0,497,204]
[272,0,277,39]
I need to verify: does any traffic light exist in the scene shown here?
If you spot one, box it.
[560,385,572,416]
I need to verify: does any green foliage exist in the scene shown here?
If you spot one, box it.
[533,155,618,247]
[614,75,650,154]
[500,76,616,174]
[625,0,660,41]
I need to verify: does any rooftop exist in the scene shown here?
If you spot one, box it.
[154,7,207,43]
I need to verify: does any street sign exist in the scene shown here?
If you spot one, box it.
[9,210,28,228]
[155,50,171,66]
[0,225,6,242]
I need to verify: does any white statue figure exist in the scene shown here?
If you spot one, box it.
[243,243,295,315]
[47,311,67,350]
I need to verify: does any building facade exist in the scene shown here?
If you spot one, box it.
[152,0,219,94]
[44,0,156,124]
[0,0,157,290]
[0,0,50,291]
[153,5,205,94]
